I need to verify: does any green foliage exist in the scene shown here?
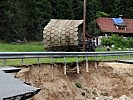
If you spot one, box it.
[92,89,97,96]
[127,38,133,48]
[95,11,110,18]
[101,34,133,48]
[88,21,101,36]
[96,47,106,51]
[101,37,114,47]
[75,82,82,88]
[100,92,109,96]
[0,0,133,42]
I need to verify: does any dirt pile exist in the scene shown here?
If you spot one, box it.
[16,62,133,100]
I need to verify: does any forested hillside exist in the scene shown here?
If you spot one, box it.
[0,0,133,42]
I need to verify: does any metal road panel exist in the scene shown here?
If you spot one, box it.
[0,71,40,99]
[0,66,21,73]
[0,51,133,58]
[118,60,133,64]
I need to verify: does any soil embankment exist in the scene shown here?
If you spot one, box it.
[16,62,133,100]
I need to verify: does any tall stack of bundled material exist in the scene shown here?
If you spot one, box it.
[43,19,83,51]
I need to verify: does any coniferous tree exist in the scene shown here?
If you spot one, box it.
[0,0,133,42]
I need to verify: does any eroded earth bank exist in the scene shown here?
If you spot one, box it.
[16,62,133,100]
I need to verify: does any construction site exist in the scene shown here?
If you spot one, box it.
[14,61,133,100]
[1,0,133,100]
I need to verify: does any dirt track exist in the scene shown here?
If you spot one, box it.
[16,62,133,100]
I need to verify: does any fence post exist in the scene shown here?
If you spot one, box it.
[64,57,67,75]
[3,59,6,65]
[36,58,40,64]
[76,57,79,74]
[123,54,126,60]
[86,57,89,72]
[95,57,97,69]
[51,57,54,69]
[21,58,24,65]
[129,54,131,60]
[118,55,120,60]
[103,56,105,61]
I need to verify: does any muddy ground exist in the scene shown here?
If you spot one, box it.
[16,62,133,100]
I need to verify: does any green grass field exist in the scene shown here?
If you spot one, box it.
[0,41,44,52]
[0,41,132,66]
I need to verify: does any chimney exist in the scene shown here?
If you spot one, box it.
[119,14,123,18]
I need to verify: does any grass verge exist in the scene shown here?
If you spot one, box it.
[0,41,132,66]
[0,55,132,66]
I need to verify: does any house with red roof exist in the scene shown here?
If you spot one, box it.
[96,17,133,37]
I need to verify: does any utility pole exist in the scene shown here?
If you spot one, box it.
[83,0,86,52]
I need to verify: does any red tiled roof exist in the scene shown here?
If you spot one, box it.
[96,17,133,33]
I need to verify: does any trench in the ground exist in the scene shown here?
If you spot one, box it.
[16,61,133,100]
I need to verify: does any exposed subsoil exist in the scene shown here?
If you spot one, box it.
[16,62,133,100]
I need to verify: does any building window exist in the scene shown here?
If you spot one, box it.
[116,26,126,30]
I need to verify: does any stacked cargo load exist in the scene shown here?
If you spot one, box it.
[43,19,83,51]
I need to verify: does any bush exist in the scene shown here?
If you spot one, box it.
[101,34,133,48]
[101,37,114,46]
[127,38,133,48]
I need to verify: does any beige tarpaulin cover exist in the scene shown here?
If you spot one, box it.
[43,19,83,47]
